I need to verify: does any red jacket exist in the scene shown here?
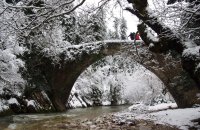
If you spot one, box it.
[135,34,140,40]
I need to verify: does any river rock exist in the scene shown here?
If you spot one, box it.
[90,125,96,129]
[139,125,152,130]
[85,121,93,125]
[57,123,68,129]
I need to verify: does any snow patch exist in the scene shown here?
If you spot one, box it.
[196,63,200,72]
[148,103,177,111]
[26,100,36,107]
[8,123,17,130]
[145,27,159,42]
[149,43,154,48]
[128,103,177,112]
[128,103,148,113]
[0,99,9,112]
[182,46,200,59]
[8,98,19,105]
[183,41,197,48]
[102,101,111,106]
[42,40,133,63]
[136,107,200,130]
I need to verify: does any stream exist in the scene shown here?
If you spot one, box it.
[0,105,129,130]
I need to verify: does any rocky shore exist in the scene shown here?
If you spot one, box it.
[17,114,179,130]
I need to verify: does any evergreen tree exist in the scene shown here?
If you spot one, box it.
[107,29,115,39]
[89,8,106,42]
[62,14,82,45]
[62,6,107,45]
[88,10,106,41]
[120,17,128,40]
[61,3,83,45]
[113,17,120,39]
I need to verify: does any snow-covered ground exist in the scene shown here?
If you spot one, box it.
[0,99,9,112]
[116,103,200,130]
[128,102,177,112]
[137,107,200,130]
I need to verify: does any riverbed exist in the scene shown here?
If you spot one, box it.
[0,105,179,130]
[0,105,129,130]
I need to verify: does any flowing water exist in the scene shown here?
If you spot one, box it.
[0,105,129,130]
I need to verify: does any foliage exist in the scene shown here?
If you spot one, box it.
[107,17,128,40]
[77,7,107,43]
[120,17,128,40]
[113,17,120,39]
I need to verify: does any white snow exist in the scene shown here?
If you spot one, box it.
[182,46,200,59]
[149,43,154,48]
[26,100,36,107]
[122,69,172,104]
[0,45,25,97]
[144,27,159,42]
[196,63,200,72]
[148,103,177,111]
[0,99,9,112]
[68,96,86,108]
[146,0,186,30]
[42,40,133,63]
[8,98,19,105]
[183,41,197,48]
[128,103,177,112]
[128,103,149,113]
[8,123,17,130]
[135,107,200,130]
[102,101,111,106]
[115,103,200,130]
[67,92,87,108]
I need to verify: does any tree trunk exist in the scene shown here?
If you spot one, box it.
[125,0,184,53]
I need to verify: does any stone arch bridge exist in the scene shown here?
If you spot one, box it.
[27,40,200,112]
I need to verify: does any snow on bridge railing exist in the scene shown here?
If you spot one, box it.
[76,40,134,46]
[41,40,136,63]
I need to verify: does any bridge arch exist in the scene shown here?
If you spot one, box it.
[70,54,174,107]
[38,40,200,111]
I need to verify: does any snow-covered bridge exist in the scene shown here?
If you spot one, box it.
[26,40,200,112]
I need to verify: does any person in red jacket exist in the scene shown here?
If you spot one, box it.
[135,32,140,40]
[135,32,145,48]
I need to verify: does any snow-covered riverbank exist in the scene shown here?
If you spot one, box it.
[116,103,200,130]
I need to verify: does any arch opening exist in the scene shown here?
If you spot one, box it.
[67,54,176,108]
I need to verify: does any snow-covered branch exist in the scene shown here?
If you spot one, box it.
[126,7,183,53]
[180,5,200,29]
[30,0,86,31]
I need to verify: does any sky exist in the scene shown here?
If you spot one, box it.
[117,8,139,34]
